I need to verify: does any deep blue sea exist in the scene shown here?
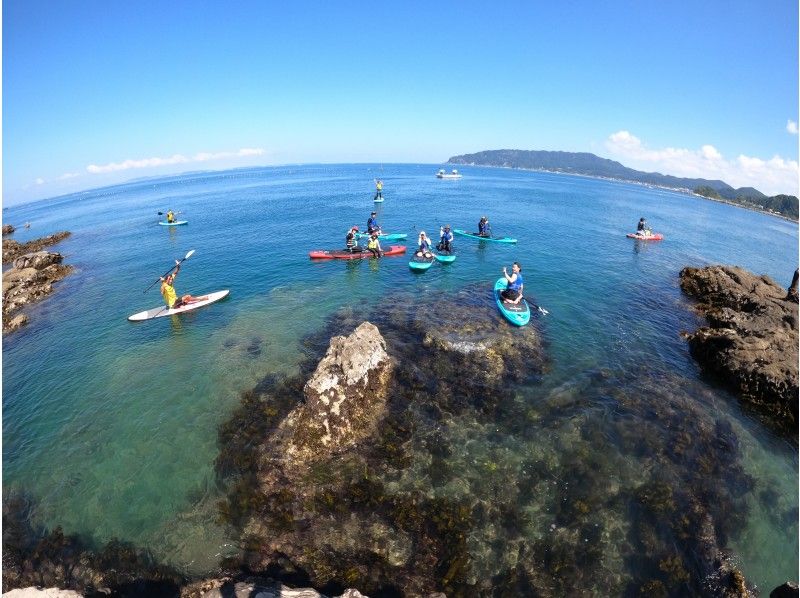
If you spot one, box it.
[2,164,798,590]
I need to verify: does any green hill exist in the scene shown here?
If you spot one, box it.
[448,149,797,220]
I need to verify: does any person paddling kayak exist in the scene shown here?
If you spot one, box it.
[160,261,208,309]
[500,262,524,305]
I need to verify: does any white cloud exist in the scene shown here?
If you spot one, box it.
[605,130,799,196]
[58,172,81,180]
[787,120,798,135]
[86,147,266,174]
[35,178,45,185]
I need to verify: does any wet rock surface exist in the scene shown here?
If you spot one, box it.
[3,231,71,263]
[2,233,74,334]
[214,285,763,596]
[3,223,16,236]
[679,265,799,439]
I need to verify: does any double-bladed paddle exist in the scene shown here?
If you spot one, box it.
[143,249,195,293]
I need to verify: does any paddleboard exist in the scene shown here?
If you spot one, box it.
[374,198,385,203]
[434,253,456,263]
[309,245,406,260]
[409,253,435,271]
[159,220,188,226]
[128,289,229,321]
[453,229,517,244]
[626,232,664,240]
[355,232,407,241]
[494,278,530,326]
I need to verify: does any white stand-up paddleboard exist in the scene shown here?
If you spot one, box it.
[128,290,229,321]
[158,220,188,226]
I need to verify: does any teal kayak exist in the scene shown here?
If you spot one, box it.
[454,229,516,243]
[434,253,456,263]
[409,253,435,271]
[158,220,188,226]
[355,232,407,241]
[494,278,530,326]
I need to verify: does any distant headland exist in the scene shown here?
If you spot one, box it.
[448,149,799,220]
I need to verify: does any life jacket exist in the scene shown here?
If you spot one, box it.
[507,272,524,293]
[161,281,178,307]
[346,231,357,248]
[368,238,380,250]
[167,211,175,223]
[478,220,488,234]
[376,181,382,191]
[637,221,647,231]
[440,229,453,242]
[419,237,431,251]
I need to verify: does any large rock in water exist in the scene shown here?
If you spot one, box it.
[265,321,393,472]
[679,265,799,438]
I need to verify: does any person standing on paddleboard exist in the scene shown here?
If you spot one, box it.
[500,262,524,305]
[374,179,383,201]
[161,261,207,309]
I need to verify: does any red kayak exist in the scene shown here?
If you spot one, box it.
[309,245,407,260]
[626,232,664,241]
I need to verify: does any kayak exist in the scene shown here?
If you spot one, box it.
[453,229,517,244]
[128,290,229,321]
[159,220,188,226]
[409,253,435,271]
[494,278,530,326]
[626,232,664,240]
[434,253,456,263]
[309,245,406,260]
[355,232,408,241]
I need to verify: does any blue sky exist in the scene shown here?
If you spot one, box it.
[3,0,798,204]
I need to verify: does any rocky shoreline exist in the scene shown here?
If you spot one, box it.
[679,265,799,440]
[2,229,73,334]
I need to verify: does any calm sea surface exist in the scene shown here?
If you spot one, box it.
[3,164,798,589]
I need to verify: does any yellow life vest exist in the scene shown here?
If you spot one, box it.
[376,182,382,191]
[161,281,178,307]
[167,211,174,222]
[368,238,379,250]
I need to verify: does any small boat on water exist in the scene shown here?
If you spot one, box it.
[436,169,462,179]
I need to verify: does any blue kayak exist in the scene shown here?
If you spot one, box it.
[158,220,188,226]
[355,232,407,241]
[409,253,435,271]
[454,229,516,244]
[494,278,530,326]
[434,253,456,263]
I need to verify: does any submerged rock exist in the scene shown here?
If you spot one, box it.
[3,223,15,236]
[2,231,70,263]
[679,265,799,439]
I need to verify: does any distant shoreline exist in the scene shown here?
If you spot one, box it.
[450,162,798,223]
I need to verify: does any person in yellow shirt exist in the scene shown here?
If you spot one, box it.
[374,179,383,201]
[166,210,175,223]
[367,232,383,257]
[160,260,207,309]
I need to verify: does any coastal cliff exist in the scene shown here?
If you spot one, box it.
[2,230,73,334]
[679,265,799,440]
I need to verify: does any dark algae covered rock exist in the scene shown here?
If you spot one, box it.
[214,286,763,596]
[679,265,799,440]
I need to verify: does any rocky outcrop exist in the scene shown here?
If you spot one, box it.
[267,322,394,472]
[2,589,82,597]
[3,231,70,263]
[3,223,15,236]
[679,265,799,439]
[771,581,799,598]
[2,232,73,334]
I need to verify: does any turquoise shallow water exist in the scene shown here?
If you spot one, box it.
[2,164,798,588]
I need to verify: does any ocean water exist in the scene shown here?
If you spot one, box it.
[2,164,798,589]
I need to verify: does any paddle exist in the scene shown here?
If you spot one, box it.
[144,249,195,293]
[157,211,182,216]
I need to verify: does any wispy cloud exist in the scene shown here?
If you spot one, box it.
[35,178,45,185]
[86,148,266,174]
[787,120,799,135]
[58,172,81,180]
[605,131,798,196]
